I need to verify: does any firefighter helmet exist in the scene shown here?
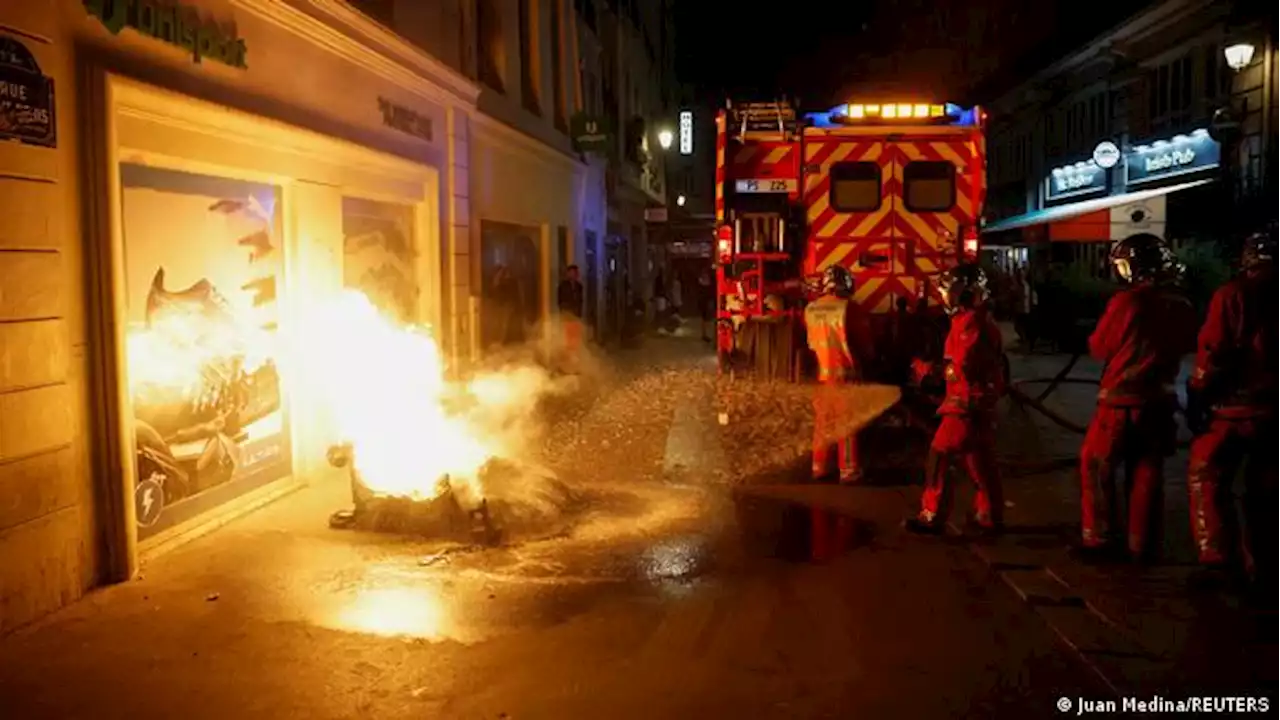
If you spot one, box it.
[937,263,989,315]
[1109,233,1181,284]
[1241,228,1277,271]
[821,265,854,297]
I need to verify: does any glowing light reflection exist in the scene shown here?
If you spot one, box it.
[335,587,446,638]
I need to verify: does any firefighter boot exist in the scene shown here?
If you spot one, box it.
[905,451,950,535]
[963,450,1004,538]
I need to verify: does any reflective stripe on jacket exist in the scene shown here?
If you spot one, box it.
[806,295,855,382]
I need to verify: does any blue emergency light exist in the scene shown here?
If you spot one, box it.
[804,102,980,128]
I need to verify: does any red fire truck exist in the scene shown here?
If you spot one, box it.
[714,100,987,379]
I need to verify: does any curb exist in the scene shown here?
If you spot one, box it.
[945,522,1172,697]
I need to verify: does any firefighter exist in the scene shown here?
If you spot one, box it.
[1076,233,1197,562]
[805,265,872,483]
[904,263,1006,535]
[1185,229,1277,589]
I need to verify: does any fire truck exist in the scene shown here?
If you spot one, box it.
[714,99,987,379]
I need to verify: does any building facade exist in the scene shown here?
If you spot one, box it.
[982,0,1276,270]
[0,0,481,633]
[0,0,680,635]
[362,0,678,344]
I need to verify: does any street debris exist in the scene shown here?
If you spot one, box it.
[417,551,451,567]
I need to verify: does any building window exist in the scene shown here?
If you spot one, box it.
[557,226,570,268]
[574,0,597,31]
[550,0,567,131]
[829,161,882,212]
[519,0,542,116]
[477,0,506,93]
[903,161,955,212]
[1203,43,1233,102]
[1148,54,1193,133]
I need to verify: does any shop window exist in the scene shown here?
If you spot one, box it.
[480,220,543,349]
[118,164,290,540]
[903,161,955,212]
[829,161,881,212]
[342,197,418,325]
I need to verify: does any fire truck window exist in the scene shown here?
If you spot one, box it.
[829,162,881,212]
[903,161,956,212]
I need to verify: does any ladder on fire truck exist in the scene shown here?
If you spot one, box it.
[727,99,799,142]
[718,98,806,380]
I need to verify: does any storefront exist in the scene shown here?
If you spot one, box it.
[0,0,478,632]
[983,129,1222,266]
[469,112,588,355]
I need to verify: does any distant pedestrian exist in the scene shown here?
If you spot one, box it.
[557,264,585,367]
[698,268,714,342]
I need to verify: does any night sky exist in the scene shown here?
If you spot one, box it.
[675,0,1160,111]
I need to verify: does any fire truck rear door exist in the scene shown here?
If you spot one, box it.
[804,138,899,311]
[888,139,968,307]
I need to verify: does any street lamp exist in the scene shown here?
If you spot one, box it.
[1223,42,1256,71]
[657,128,674,150]
[676,194,686,207]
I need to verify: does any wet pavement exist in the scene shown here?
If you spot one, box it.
[0,338,1255,718]
[982,350,1278,698]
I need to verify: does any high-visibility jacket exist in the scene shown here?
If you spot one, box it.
[805,295,869,382]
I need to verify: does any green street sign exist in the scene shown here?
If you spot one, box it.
[570,113,611,154]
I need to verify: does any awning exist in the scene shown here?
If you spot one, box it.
[981,178,1214,233]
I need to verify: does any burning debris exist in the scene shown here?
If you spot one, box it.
[299,292,590,543]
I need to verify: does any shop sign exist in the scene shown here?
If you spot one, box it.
[570,112,611,154]
[678,110,693,155]
[644,207,668,223]
[668,241,711,258]
[83,0,249,69]
[1045,159,1107,201]
[0,36,56,148]
[1092,141,1120,169]
[378,97,433,142]
[1125,129,1220,186]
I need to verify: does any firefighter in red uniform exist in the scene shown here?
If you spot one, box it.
[1185,229,1277,588]
[805,265,873,483]
[904,263,1006,535]
[1077,233,1197,562]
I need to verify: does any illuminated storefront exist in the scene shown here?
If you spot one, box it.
[985,131,1221,252]
[0,0,479,632]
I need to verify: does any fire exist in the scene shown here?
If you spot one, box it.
[126,300,275,405]
[126,284,561,505]
[299,291,554,503]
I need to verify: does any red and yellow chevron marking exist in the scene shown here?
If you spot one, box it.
[730,143,797,180]
[802,135,986,313]
[715,111,726,222]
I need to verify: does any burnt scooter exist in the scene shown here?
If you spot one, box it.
[325,443,502,546]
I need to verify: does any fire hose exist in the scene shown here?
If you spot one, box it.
[1002,353,1193,472]
[897,352,1192,479]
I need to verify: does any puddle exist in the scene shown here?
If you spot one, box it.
[732,493,873,563]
